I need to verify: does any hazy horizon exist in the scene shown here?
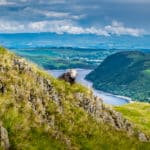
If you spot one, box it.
[0,32,150,50]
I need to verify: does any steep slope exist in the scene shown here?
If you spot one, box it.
[86,51,150,102]
[0,47,150,150]
[115,102,150,141]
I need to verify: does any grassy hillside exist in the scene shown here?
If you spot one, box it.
[86,51,150,102]
[0,47,150,150]
[115,102,150,138]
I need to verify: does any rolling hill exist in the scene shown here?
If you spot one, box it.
[86,51,150,102]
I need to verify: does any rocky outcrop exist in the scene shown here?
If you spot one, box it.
[75,93,149,142]
[75,93,132,130]
[138,132,149,142]
[0,122,10,150]
[13,57,32,73]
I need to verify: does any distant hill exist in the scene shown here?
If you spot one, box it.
[0,47,150,149]
[86,51,150,102]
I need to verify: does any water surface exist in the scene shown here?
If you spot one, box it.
[48,69,131,106]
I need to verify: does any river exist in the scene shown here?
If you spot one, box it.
[48,69,131,106]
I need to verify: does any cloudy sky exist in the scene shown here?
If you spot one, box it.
[0,0,150,36]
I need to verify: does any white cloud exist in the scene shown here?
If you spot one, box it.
[0,0,15,5]
[27,20,146,36]
[38,0,67,5]
[28,20,109,35]
[105,21,144,36]
[29,9,70,18]
[0,20,145,36]
[71,14,85,20]
[0,21,25,32]
[42,11,69,18]
[27,8,85,20]
[105,0,150,3]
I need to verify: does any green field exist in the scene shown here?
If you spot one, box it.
[10,47,120,69]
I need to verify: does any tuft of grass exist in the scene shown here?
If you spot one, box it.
[0,46,7,54]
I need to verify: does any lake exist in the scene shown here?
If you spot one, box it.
[48,69,131,106]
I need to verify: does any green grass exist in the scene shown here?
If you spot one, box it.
[1,47,150,149]
[115,102,150,136]
[143,69,150,79]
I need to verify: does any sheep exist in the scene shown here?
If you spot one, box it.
[58,69,78,84]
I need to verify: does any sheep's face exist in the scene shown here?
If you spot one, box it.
[68,69,77,78]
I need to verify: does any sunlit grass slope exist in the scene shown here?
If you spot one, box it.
[115,102,150,137]
[0,47,150,150]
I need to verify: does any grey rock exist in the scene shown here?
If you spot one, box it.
[0,122,10,150]
[74,92,149,142]
[138,132,149,142]
[0,80,6,94]
[13,58,32,73]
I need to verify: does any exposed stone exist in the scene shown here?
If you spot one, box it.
[138,132,149,142]
[0,80,6,94]
[13,58,32,73]
[0,122,10,150]
[74,92,149,142]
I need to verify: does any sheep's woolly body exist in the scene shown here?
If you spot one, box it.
[59,69,77,84]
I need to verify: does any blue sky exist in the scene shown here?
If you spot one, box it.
[0,0,150,36]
